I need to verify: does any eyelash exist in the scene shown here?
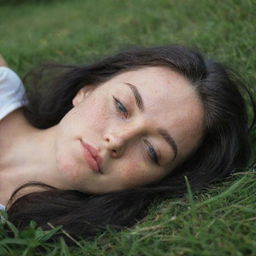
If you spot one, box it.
[113,96,160,165]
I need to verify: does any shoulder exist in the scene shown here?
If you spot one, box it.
[0,67,28,121]
[0,66,23,90]
[0,203,5,211]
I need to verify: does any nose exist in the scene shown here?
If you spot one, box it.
[103,122,145,158]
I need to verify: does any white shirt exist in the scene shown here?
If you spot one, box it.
[0,66,28,120]
[0,67,28,210]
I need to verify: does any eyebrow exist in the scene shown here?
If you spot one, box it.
[125,82,145,112]
[124,82,178,160]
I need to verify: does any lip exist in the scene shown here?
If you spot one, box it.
[80,140,103,174]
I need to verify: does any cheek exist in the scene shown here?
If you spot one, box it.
[123,161,145,179]
[83,93,110,132]
[118,160,158,188]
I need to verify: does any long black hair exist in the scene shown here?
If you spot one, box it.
[6,45,256,242]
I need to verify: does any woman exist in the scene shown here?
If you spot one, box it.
[0,45,255,241]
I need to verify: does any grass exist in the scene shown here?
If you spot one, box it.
[0,0,256,255]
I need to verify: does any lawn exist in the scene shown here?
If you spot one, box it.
[0,0,256,255]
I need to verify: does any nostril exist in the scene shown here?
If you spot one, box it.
[112,149,118,157]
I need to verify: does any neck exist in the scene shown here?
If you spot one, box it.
[0,109,65,205]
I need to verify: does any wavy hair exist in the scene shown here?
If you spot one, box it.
[6,45,256,242]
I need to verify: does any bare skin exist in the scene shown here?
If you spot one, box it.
[0,110,59,204]
[0,57,42,204]
[0,54,8,67]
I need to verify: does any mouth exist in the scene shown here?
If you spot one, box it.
[80,139,103,174]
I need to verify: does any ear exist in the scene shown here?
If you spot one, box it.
[72,86,95,107]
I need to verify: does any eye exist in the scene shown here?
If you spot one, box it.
[113,96,160,166]
[143,139,160,166]
[113,96,128,118]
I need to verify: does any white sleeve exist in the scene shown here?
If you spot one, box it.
[0,67,28,120]
[0,203,5,211]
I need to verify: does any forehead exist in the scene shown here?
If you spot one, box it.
[111,66,194,95]
[105,66,205,159]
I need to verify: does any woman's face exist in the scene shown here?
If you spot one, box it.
[55,67,205,193]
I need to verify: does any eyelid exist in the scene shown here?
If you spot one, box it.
[113,95,160,166]
[143,139,160,165]
[113,96,129,118]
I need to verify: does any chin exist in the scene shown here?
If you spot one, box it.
[56,155,83,185]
